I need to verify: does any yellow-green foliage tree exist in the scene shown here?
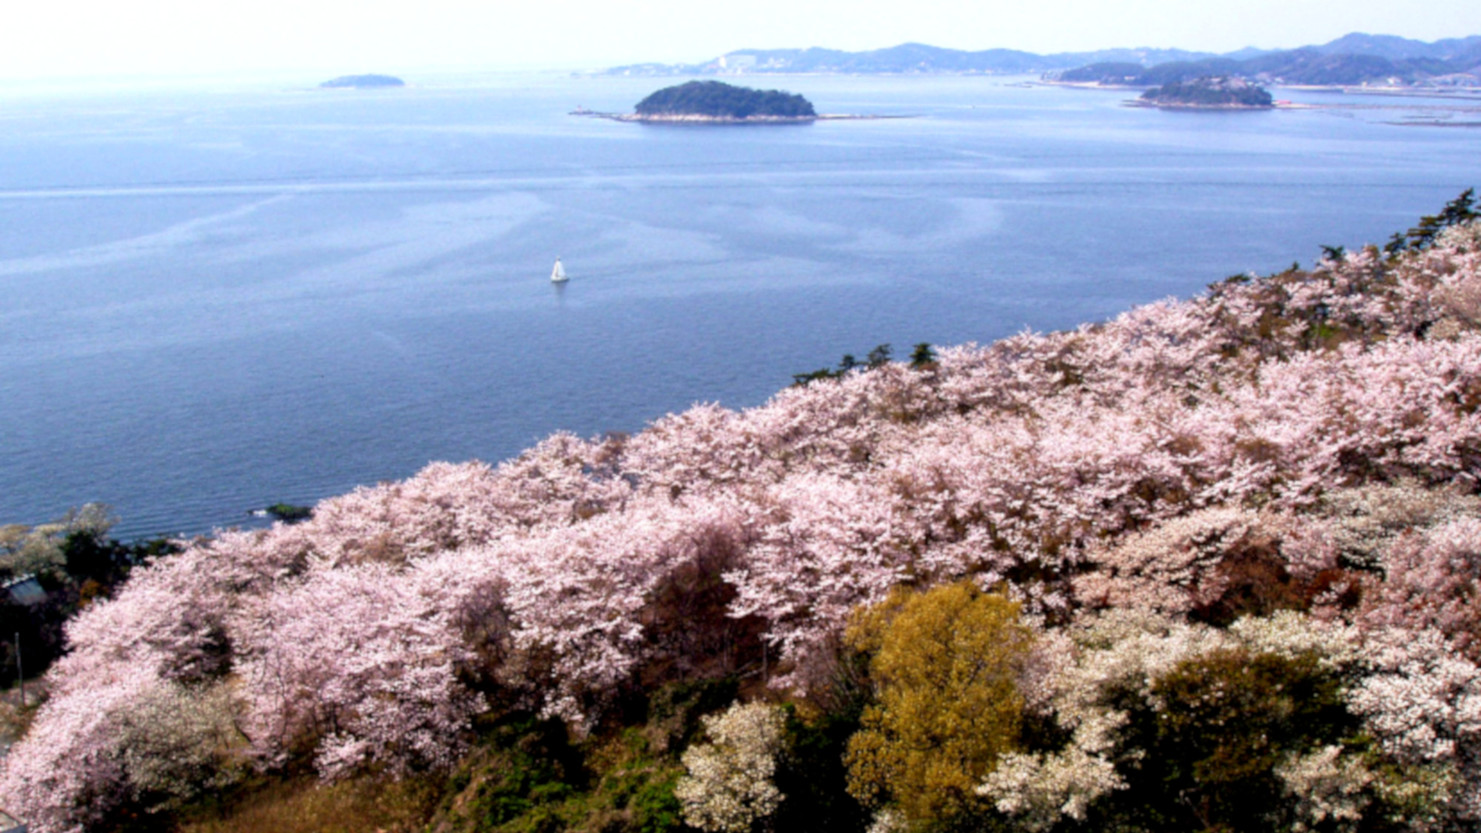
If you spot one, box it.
[843,582,1032,830]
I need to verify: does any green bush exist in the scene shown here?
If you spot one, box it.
[1096,647,1362,832]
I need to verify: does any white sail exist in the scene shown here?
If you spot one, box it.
[550,257,568,283]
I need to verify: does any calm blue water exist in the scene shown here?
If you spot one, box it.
[2,72,1479,538]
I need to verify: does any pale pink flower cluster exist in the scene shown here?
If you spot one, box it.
[1348,627,1481,820]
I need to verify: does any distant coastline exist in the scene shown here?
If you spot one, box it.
[1042,78,1466,93]
[1032,78,1481,118]
[593,33,1481,121]
[602,33,1481,91]
[1042,77,1481,101]
[1388,119,1481,128]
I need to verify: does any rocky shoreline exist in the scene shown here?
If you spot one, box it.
[1126,100,1275,111]
[569,108,893,124]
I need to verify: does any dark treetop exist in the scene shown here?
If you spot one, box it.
[633,80,816,118]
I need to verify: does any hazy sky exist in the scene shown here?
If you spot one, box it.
[3,0,1480,81]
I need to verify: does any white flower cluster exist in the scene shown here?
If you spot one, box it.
[116,680,242,810]
[1227,610,1358,667]
[978,745,1122,831]
[1348,627,1481,820]
[864,807,905,833]
[674,701,786,833]
[1275,745,1373,832]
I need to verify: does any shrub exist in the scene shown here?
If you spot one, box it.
[1118,647,1355,831]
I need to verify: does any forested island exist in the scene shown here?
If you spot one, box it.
[1137,76,1275,108]
[319,74,405,89]
[5,193,1481,833]
[637,80,815,119]
[578,80,820,123]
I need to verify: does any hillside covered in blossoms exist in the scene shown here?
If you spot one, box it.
[5,200,1481,833]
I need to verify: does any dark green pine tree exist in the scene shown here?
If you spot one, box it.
[1387,188,1477,254]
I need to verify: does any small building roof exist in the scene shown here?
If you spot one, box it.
[2,574,46,606]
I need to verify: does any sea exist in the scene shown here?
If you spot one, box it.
[2,71,1479,539]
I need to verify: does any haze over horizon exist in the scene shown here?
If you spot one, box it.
[2,0,1480,85]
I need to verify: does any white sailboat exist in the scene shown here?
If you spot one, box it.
[550,257,569,283]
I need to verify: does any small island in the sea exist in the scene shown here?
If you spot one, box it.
[634,80,815,120]
[319,74,406,89]
[1135,76,1275,109]
[572,79,883,124]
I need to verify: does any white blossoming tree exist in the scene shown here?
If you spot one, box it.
[674,701,786,833]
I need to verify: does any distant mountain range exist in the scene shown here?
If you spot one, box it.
[602,33,1481,87]
[1312,32,1481,61]
[606,44,1224,76]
